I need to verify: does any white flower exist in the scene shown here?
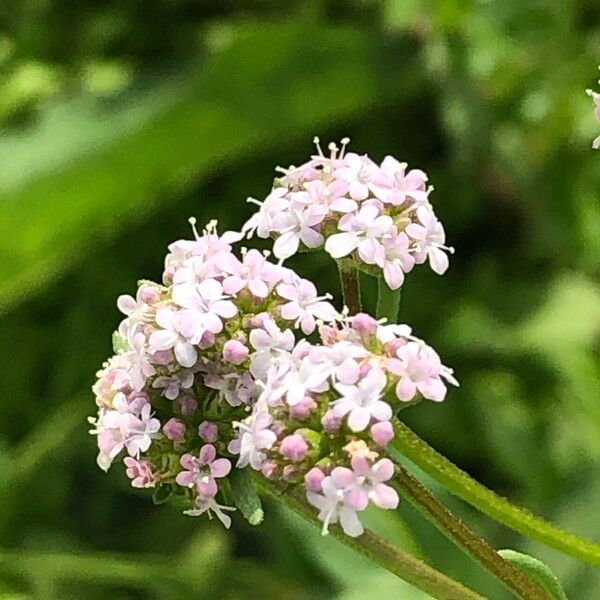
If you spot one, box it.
[277,279,339,334]
[173,278,237,343]
[405,206,453,275]
[324,204,393,265]
[332,367,392,431]
[306,467,367,537]
[228,401,277,470]
[184,496,236,529]
[149,307,198,368]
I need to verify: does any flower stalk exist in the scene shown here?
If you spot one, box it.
[390,464,552,600]
[256,477,486,600]
[391,419,600,567]
[337,260,362,314]
[376,277,401,322]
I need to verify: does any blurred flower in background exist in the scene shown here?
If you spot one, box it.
[0,0,599,598]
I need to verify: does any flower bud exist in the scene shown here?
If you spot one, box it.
[222,340,249,365]
[198,420,218,443]
[304,467,325,492]
[352,312,379,334]
[163,418,186,441]
[289,396,316,420]
[178,395,197,416]
[139,285,160,304]
[279,434,308,462]
[370,421,394,447]
[321,409,342,432]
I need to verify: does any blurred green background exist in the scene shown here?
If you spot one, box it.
[1,1,599,598]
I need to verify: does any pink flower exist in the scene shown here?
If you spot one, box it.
[176,444,231,497]
[228,401,277,470]
[351,456,399,509]
[277,279,338,334]
[272,204,327,259]
[173,279,237,344]
[149,307,197,368]
[333,152,382,201]
[387,341,453,402]
[216,249,282,298]
[325,205,393,265]
[332,367,392,432]
[297,178,356,213]
[152,370,194,400]
[124,457,155,488]
[184,496,236,528]
[381,229,415,290]
[243,187,291,239]
[305,467,325,492]
[306,467,368,537]
[375,156,429,206]
[405,206,452,275]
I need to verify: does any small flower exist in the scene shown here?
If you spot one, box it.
[350,455,399,509]
[333,152,382,201]
[173,279,237,344]
[405,206,453,275]
[306,467,367,537]
[332,368,392,432]
[325,205,393,265]
[387,341,455,402]
[228,401,277,470]
[272,203,327,259]
[375,156,429,206]
[124,457,156,488]
[152,370,194,400]
[216,249,282,298]
[176,444,231,497]
[149,307,198,368]
[222,340,249,365]
[198,421,218,443]
[184,496,236,528]
[277,279,338,334]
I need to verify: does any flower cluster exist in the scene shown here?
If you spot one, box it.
[90,216,457,537]
[242,138,453,290]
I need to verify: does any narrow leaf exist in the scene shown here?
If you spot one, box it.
[498,549,569,600]
[229,469,263,525]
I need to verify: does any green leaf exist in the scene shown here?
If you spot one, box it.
[228,469,263,526]
[111,331,129,353]
[498,550,569,600]
[152,483,175,505]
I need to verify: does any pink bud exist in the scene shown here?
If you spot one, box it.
[305,467,325,492]
[152,350,173,365]
[178,395,197,416]
[261,459,278,479]
[318,324,338,345]
[222,340,249,365]
[370,421,394,447]
[163,418,186,441]
[321,409,342,432]
[352,312,379,334]
[279,434,308,462]
[139,285,160,304]
[199,331,216,349]
[289,396,316,420]
[198,421,218,443]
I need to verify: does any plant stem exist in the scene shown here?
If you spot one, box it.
[391,464,552,600]
[337,260,362,314]
[376,277,401,322]
[256,477,486,600]
[391,419,600,567]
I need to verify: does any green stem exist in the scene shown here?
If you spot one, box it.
[337,260,362,314]
[376,277,401,322]
[391,419,600,567]
[391,464,552,600]
[256,477,485,600]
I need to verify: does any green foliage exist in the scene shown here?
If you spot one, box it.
[498,550,569,600]
[1,0,599,598]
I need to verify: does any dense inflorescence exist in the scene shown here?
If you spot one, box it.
[90,218,457,535]
[242,138,453,290]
